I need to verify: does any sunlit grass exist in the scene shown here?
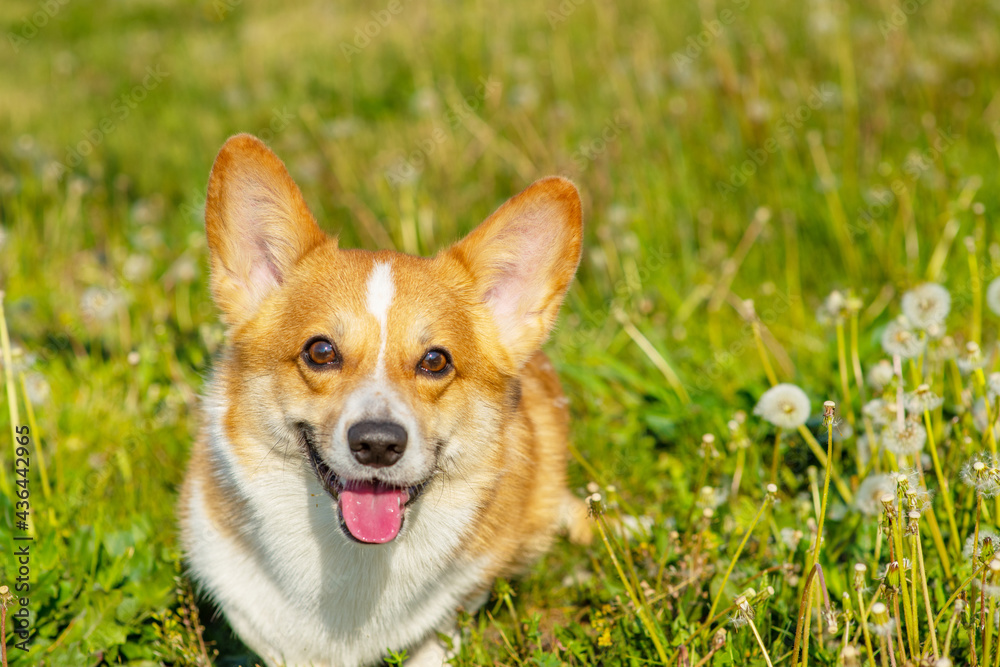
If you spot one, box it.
[1,0,1000,664]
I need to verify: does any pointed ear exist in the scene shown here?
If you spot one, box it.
[204,134,329,328]
[449,177,583,366]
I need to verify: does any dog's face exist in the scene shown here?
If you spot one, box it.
[205,135,582,545]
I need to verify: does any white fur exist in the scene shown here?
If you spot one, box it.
[365,261,394,380]
[183,386,487,667]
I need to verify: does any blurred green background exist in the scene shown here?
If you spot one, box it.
[1,0,999,664]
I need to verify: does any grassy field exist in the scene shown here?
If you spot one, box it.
[2,0,1000,664]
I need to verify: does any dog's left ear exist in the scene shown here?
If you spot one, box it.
[449,177,583,366]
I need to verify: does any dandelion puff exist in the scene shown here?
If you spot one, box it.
[81,286,123,323]
[960,454,1000,498]
[973,560,1000,598]
[868,602,896,638]
[881,316,926,359]
[881,420,927,457]
[987,277,1000,316]
[816,290,847,325]
[867,360,895,392]
[988,373,1000,403]
[964,528,1000,562]
[855,474,898,516]
[901,282,951,329]
[972,398,1000,437]
[862,398,897,427]
[957,342,986,375]
[753,383,811,429]
[23,371,50,406]
[906,384,943,413]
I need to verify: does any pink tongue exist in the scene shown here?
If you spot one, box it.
[340,481,408,544]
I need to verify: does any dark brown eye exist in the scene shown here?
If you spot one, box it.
[304,338,339,367]
[418,349,450,375]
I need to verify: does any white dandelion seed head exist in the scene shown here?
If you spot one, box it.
[972,398,1000,438]
[0,345,36,375]
[862,398,898,427]
[901,282,951,330]
[964,528,1000,562]
[869,617,897,638]
[957,342,987,375]
[906,384,943,413]
[881,420,927,457]
[81,287,123,323]
[988,373,1000,403]
[23,371,50,406]
[817,290,847,325]
[855,473,898,516]
[936,336,959,361]
[122,254,154,283]
[925,321,946,340]
[867,359,895,392]
[881,316,926,359]
[753,383,811,429]
[960,453,1000,498]
[988,277,1000,316]
[780,527,803,549]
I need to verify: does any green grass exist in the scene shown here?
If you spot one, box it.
[1,0,1000,664]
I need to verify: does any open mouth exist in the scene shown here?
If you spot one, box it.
[302,428,429,544]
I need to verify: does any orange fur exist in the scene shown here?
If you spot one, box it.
[179,134,590,667]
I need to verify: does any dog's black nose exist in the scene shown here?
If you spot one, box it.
[347,421,408,467]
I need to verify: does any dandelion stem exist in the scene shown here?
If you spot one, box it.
[18,371,50,503]
[0,292,18,497]
[791,563,819,667]
[924,408,960,560]
[797,424,853,504]
[595,515,668,664]
[753,317,779,387]
[836,320,854,427]
[968,237,982,346]
[770,430,783,486]
[915,530,939,657]
[747,615,775,667]
[857,583,876,666]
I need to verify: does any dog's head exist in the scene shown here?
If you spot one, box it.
[205,134,581,544]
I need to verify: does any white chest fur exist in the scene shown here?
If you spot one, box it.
[182,396,487,667]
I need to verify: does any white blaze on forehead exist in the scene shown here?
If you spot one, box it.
[365,261,395,377]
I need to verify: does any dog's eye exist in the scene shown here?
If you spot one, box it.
[418,349,450,375]
[304,338,340,367]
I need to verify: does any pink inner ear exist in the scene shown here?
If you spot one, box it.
[481,221,562,343]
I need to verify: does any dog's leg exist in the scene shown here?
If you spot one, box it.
[558,490,592,545]
[403,627,460,667]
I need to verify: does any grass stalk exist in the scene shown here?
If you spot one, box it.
[0,292,20,497]
[704,486,775,628]
[594,514,669,664]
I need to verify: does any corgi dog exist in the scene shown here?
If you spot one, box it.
[179,134,590,666]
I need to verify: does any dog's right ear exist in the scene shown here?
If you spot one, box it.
[205,134,329,329]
